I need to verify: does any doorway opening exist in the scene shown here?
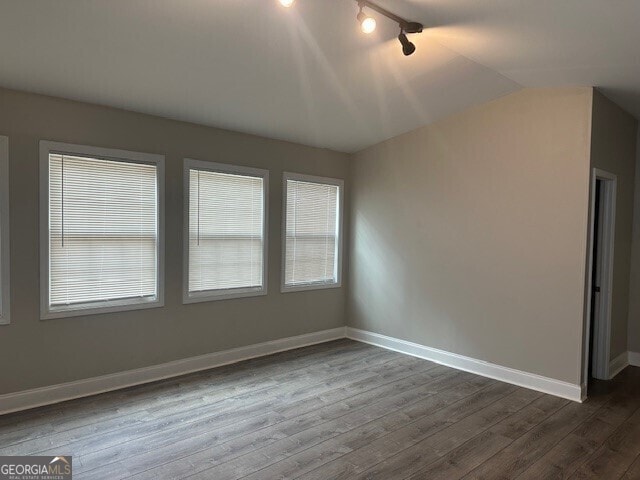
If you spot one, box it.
[584,169,617,395]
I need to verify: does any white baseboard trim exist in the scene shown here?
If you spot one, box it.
[608,351,629,379]
[627,352,640,367]
[0,327,347,415]
[346,327,583,402]
[628,351,640,367]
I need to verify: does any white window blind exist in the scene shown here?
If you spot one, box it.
[187,164,266,299]
[284,176,342,288]
[48,153,159,310]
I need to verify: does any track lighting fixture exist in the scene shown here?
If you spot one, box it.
[279,0,423,56]
[398,31,416,56]
[355,0,423,56]
[357,6,376,34]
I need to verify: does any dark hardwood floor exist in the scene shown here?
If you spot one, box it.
[1,339,639,479]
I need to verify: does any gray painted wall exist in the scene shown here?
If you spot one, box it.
[2,84,635,398]
[0,87,349,395]
[589,90,638,361]
[348,88,593,385]
[629,127,640,355]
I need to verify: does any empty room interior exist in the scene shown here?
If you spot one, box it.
[1,0,640,478]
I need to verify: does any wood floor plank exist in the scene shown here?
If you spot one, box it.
[1,342,400,456]
[0,339,364,442]
[0,339,362,433]
[79,368,449,479]
[42,353,422,461]
[403,395,569,480]
[296,376,506,480]
[339,388,555,480]
[515,375,640,480]
[74,357,443,478]
[220,382,513,480]
[0,340,378,446]
[568,407,640,479]
[458,392,608,479]
[621,454,640,480]
[1,342,638,480]
[124,370,481,480]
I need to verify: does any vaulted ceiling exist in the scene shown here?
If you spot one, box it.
[0,1,638,152]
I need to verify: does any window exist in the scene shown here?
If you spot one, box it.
[40,141,164,319]
[282,173,343,292]
[0,136,10,325]
[184,159,268,303]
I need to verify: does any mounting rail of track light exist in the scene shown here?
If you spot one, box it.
[278,0,424,56]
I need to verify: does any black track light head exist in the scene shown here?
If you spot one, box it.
[398,31,416,56]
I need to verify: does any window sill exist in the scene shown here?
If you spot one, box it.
[280,281,342,294]
[183,287,267,304]
[41,297,163,320]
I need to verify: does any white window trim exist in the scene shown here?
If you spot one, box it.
[183,159,269,304]
[0,136,10,325]
[281,172,344,293]
[39,141,165,320]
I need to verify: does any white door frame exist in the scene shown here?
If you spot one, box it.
[583,168,617,384]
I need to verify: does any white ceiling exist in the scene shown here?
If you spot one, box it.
[0,1,638,153]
